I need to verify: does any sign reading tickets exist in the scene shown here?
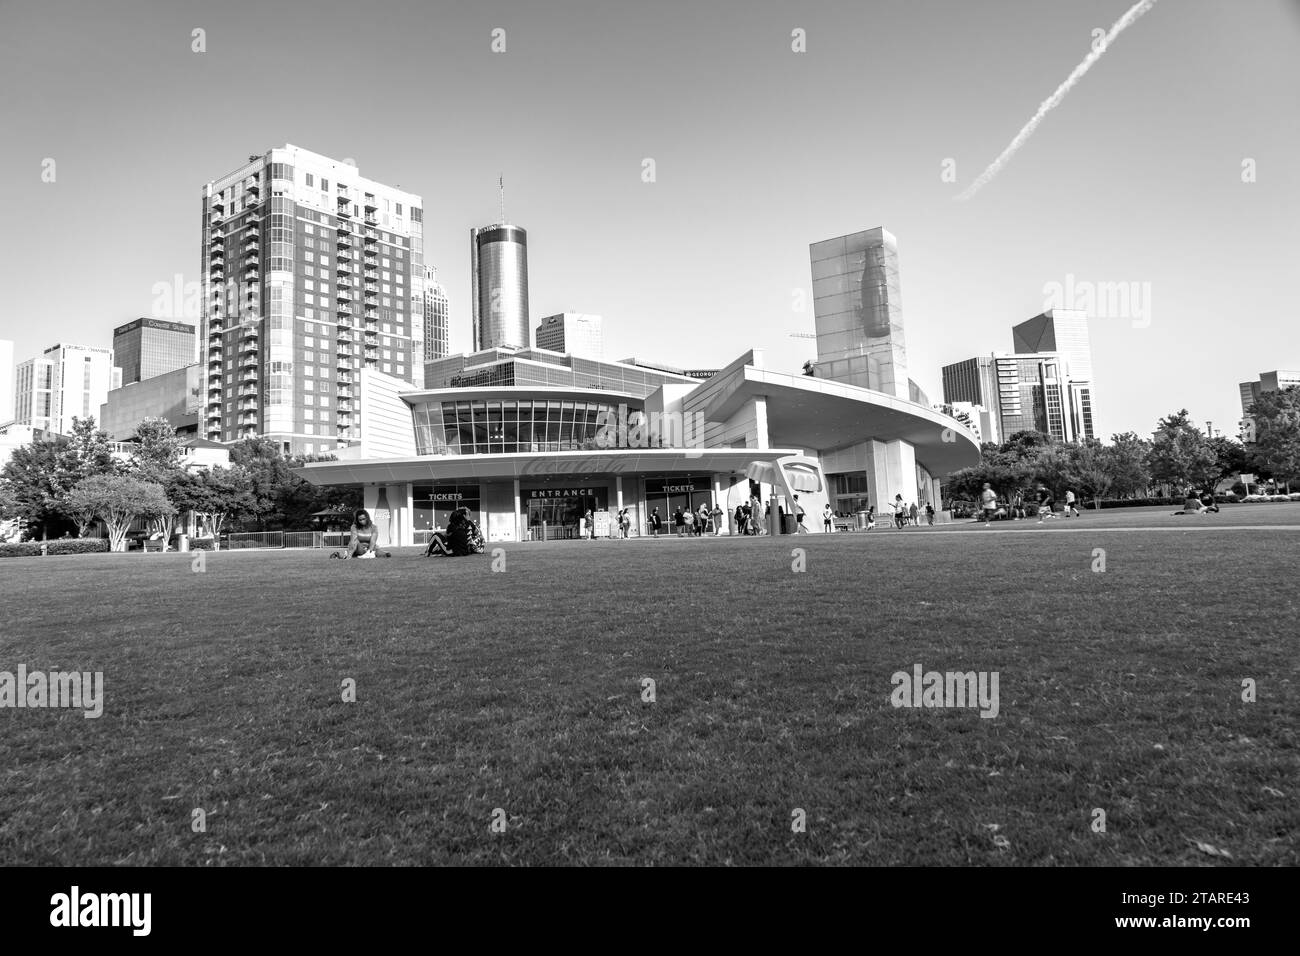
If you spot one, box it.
[593,512,612,538]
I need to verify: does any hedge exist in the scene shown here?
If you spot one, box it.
[0,538,111,557]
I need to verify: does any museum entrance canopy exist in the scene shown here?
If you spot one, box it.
[295,447,802,486]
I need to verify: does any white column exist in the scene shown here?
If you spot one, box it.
[513,478,521,542]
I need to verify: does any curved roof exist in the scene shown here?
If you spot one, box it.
[686,363,980,475]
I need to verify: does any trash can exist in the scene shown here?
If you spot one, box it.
[782,514,798,535]
[855,510,870,530]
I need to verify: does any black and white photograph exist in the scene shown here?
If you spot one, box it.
[0,0,1294,937]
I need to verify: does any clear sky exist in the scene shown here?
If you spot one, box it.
[1,0,1296,440]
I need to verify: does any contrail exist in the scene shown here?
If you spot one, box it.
[956,0,1161,201]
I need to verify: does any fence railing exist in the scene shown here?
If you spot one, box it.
[219,530,373,550]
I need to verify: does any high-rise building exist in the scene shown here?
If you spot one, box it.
[942,352,1093,444]
[201,144,426,455]
[0,338,14,425]
[1239,369,1300,415]
[471,223,529,351]
[14,344,119,435]
[421,265,450,365]
[1012,309,1093,382]
[809,226,908,398]
[536,313,604,359]
[113,318,196,385]
[1238,368,1300,439]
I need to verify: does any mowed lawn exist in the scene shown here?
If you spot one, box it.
[1,505,1297,866]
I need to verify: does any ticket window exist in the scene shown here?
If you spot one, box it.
[413,484,481,532]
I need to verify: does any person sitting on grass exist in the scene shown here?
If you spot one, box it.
[336,509,388,559]
[425,507,486,556]
[1174,489,1215,516]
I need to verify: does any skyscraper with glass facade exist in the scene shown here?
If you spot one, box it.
[113,318,196,385]
[201,144,425,455]
[809,227,908,398]
[471,223,529,352]
[1012,310,1093,382]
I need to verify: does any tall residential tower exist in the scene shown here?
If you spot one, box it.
[201,144,425,455]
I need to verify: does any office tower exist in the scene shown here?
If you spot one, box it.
[0,338,13,425]
[471,222,529,351]
[808,227,908,398]
[113,318,196,385]
[1240,369,1300,415]
[536,313,604,359]
[943,352,1093,444]
[1012,309,1093,382]
[1239,369,1300,437]
[201,144,425,455]
[14,344,119,435]
[421,265,450,364]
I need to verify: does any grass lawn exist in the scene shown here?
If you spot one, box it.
[1,505,1296,866]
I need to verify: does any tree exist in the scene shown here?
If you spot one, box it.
[65,417,119,482]
[1248,387,1300,491]
[128,418,189,549]
[1148,410,1216,494]
[227,437,294,529]
[172,466,255,547]
[1031,443,1076,497]
[64,475,173,552]
[129,417,186,482]
[1067,441,1114,510]
[0,437,74,539]
[1103,432,1151,498]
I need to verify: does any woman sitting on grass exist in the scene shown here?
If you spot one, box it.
[339,509,386,559]
[425,507,486,557]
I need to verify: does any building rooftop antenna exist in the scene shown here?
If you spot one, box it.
[498,176,505,224]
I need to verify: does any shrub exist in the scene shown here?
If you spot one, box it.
[187,538,216,551]
[0,538,109,557]
[0,542,40,557]
[46,538,110,555]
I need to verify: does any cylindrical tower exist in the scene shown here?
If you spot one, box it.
[471,223,529,351]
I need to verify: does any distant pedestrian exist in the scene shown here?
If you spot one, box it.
[683,507,695,536]
[793,495,807,533]
[925,502,935,526]
[866,505,876,530]
[711,503,723,535]
[734,503,747,536]
[620,508,631,538]
[650,507,663,538]
[909,502,918,526]
[823,503,833,533]
[1065,489,1080,517]
[674,507,685,537]
[894,494,907,529]
[1012,491,1025,520]
[697,504,709,536]
[980,483,998,527]
[1036,486,1055,523]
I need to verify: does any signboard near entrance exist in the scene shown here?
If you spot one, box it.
[593,511,612,538]
[644,477,711,495]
